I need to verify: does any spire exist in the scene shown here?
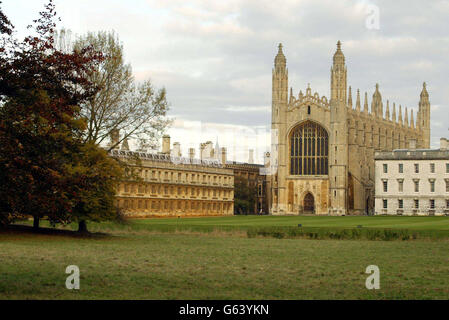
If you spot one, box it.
[348,86,353,108]
[364,92,369,114]
[419,82,430,127]
[272,42,288,115]
[372,83,382,117]
[333,40,345,65]
[356,89,361,112]
[385,100,390,120]
[274,43,286,71]
[398,105,403,125]
[404,107,409,126]
[392,103,396,122]
[418,81,430,147]
[214,136,220,160]
[420,81,429,99]
[331,40,347,102]
[410,109,415,129]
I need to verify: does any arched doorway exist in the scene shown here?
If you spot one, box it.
[303,193,315,213]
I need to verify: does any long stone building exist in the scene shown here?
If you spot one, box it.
[374,138,449,216]
[270,41,431,215]
[111,135,234,217]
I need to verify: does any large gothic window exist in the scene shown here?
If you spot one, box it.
[290,121,328,175]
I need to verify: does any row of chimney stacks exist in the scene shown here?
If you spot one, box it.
[161,135,258,164]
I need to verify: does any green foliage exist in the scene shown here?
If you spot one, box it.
[233,176,257,214]
[0,88,81,226]
[0,1,123,229]
[246,226,420,241]
[64,142,124,226]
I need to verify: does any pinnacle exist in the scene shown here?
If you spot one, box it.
[332,40,345,64]
[420,81,429,98]
[274,43,286,67]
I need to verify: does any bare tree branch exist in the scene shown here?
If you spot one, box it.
[54,29,172,151]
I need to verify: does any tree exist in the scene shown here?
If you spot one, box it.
[55,30,171,231]
[234,176,257,215]
[1,1,168,232]
[56,30,171,152]
[64,142,124,233]
[0,1,13,36]
[0,1,108,229]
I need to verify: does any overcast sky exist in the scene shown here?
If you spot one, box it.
[3,0,449,163]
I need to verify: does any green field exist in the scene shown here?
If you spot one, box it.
[85,215,449,240]
[128,215,449,230]
[1,215,449,299]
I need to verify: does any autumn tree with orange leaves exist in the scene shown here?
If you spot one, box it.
[0,1,123,232]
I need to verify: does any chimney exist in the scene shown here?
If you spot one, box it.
[162,135,170,154]
[408,139,417,151]
[121,137,129,151]
[264,152,271,166]
[109,129,120,149]
[206,141,213,158]
[221,147,227,165]
[172,142,181,157]
[189,148,195,161]
[199,143,205,160]
[440,138,448,151]
[248,149,254,164]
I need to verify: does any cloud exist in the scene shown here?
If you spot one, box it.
[222,106,270,113]
[3,0,449,162]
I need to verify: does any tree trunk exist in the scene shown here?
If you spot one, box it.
[33,216,40,230]
[78,220,88,233]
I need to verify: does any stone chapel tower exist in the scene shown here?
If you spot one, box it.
[329,41,348,215]
[271,44,288,212]
[418,82,431,148]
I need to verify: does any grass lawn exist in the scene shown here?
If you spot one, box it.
[84,215,449,240]
[130,215,449,230]
[1,215,449,299]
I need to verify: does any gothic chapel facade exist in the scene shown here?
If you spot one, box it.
[270,41,431,215]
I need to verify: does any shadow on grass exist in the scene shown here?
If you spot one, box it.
[0,224,112,239]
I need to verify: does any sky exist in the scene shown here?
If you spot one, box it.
[2,0,449,163]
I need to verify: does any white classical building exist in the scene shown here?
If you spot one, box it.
[374,138,449,216]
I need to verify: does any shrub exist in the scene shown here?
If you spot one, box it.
[245,226,419,241]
